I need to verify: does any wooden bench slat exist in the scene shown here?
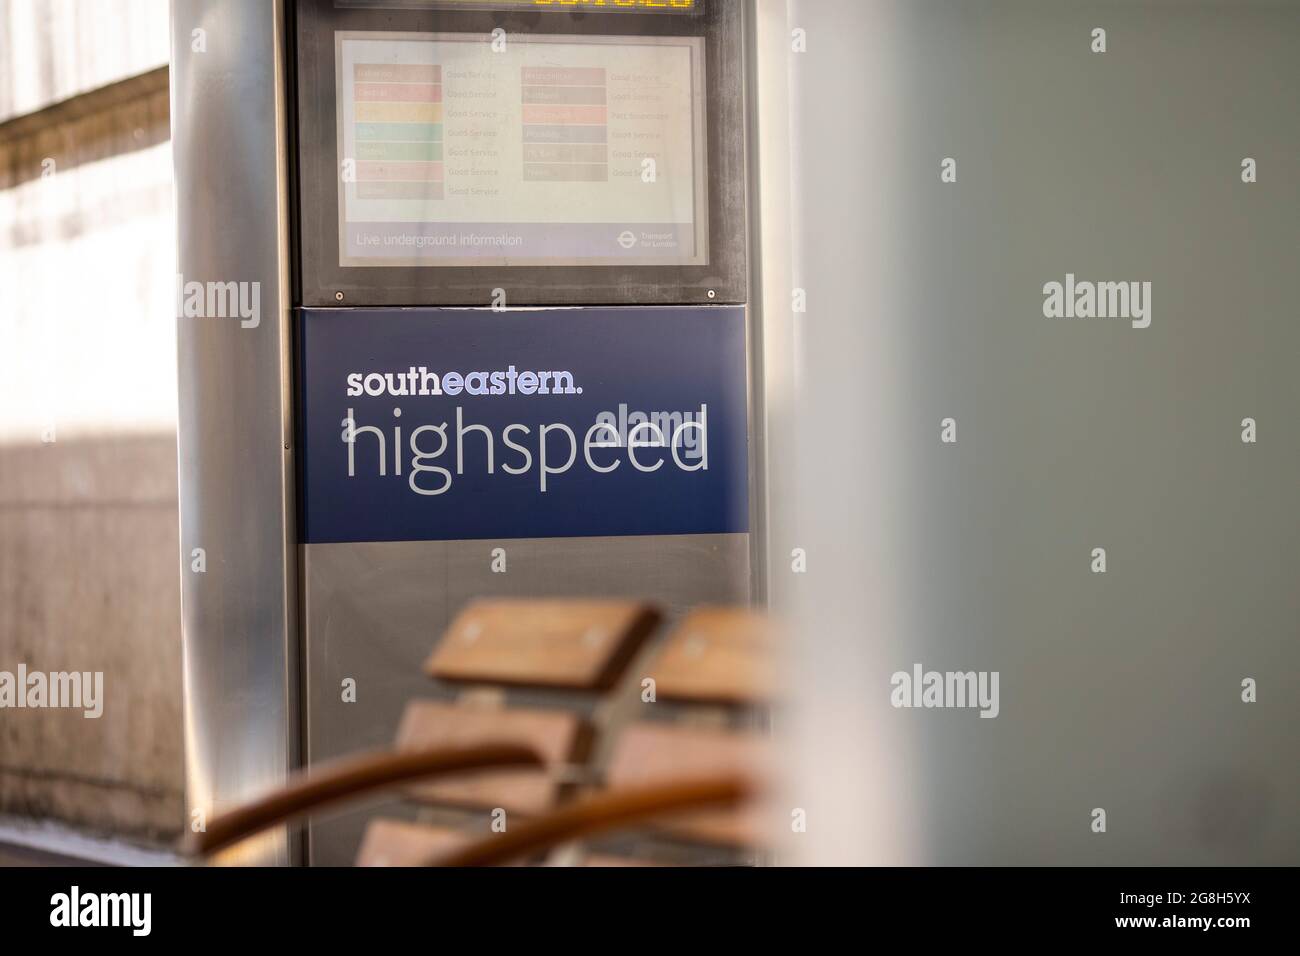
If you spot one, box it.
[426,599,661,690]
[605,722,769,847]
[395,700,586,815]
[650,607,775,704]
[583,854,663,867]
[356,819,467,867]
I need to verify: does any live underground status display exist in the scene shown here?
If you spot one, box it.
[335,32,708,267]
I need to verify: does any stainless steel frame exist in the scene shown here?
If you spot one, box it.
[171,0,299,866]
[748,0,795,608]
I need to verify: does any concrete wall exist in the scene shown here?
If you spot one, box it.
[0,1,181,841]
[0,0,170,122]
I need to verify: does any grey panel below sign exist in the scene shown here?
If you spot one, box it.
[303,532,750,866]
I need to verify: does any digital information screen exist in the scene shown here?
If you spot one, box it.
[335,32,707,267]
[337,1,699,12]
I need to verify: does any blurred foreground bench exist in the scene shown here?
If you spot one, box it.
[185,600,775,866]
